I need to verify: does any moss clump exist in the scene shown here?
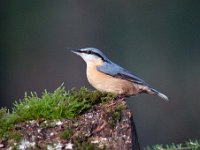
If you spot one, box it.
[73,139,99,150]
[107,103,125,128]
[13,85,114,120]
[0,84,115,140]
[8,132,22,142]
[0,108,18,139]
[145,139,200,150]
[60,128,73,140]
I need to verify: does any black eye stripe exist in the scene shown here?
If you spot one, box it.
[80,50,107,62]
[85,51,91,54]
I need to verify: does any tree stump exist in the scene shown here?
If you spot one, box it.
[2,98,140,150]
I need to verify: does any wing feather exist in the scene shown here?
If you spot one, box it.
[96,62,148,85]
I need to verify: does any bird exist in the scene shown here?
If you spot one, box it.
[71,47,168,100]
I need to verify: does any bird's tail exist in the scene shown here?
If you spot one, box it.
[150,88,168,101]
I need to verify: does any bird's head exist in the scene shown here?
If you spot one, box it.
[71,47,109,65]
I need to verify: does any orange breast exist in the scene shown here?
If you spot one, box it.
[86,64,139,96]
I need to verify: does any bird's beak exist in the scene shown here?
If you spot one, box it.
[70,48,81,54]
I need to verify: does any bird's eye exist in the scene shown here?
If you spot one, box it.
[87,51,91,54]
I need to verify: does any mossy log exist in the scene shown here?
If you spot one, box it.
[0,87,140,149]
[1,99,139,149]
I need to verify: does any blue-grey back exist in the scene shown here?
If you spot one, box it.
[97,61,148,85]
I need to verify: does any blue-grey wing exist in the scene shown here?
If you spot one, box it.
[96,62,148,85]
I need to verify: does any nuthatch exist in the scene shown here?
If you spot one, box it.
[71,47,168,100]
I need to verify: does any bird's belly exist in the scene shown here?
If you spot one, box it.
[87,68,138,96]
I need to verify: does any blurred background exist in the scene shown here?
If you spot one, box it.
[1,0,200,148]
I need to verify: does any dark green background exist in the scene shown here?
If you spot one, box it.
[1,0,200,148]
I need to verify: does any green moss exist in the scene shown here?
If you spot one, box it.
[8,132,22,142]
[73,139,107,150]
[60,128,73,140]
[0,84,115,140]
[115,103,125,112]
[73,139,97,150]
[0,108,18,139]
[107,103,125,128]
[145,139,200,150]
[108,111,120,128]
